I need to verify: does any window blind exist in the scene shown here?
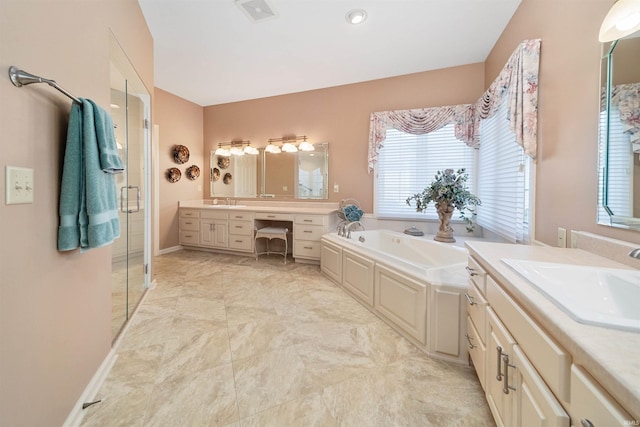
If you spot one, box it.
[375,125,476,219]
[598,107,633,221]
[477,100,530,243]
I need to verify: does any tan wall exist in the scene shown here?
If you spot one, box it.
[486,0,640,245]
[0,1,153,425]
[154,88,204,250]
[203,63,485,213]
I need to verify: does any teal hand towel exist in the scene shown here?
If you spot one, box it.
[58,99,122,251]
[87,99,124,173]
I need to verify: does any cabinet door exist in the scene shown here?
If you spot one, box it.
[213,220,228,248]
[487,307,516,427]
[512,345,569,427]
[200,219,215,246]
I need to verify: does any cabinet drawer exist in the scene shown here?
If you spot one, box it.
[295,214,326,226]
[570,365,632,426]
[180,209,200,219]
[294,224,324,240]
[201,210,229,220]
[467,256,487,295]
[487,276,571,401]
[466,281,487,345]
[255,212,292,221]
[294,240,321,259]
[229,235,253,252]
[180,230,199,245]
[179,218,199,231]
[229,220,253,236]
[229,212,255,221]
[466,315,486,391]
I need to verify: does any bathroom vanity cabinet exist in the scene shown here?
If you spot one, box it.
[465,241,637,427]
[178,201,337,262]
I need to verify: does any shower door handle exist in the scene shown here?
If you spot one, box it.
[120,185,141,213]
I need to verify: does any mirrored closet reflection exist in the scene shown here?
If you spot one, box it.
[109,33,151,341]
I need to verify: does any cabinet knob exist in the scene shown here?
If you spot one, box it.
[580,420,595,427]
[465,292,476,306]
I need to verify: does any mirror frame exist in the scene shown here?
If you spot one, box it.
[597,37,640,230]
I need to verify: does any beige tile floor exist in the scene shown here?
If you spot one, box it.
[81,250,494,427]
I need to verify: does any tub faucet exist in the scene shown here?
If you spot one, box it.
[346,221,364,239]
[629,248,640,259]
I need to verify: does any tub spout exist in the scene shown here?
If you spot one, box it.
[346,221,364,239]
[629,248,640,259]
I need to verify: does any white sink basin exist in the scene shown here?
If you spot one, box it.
[502,259,640,333]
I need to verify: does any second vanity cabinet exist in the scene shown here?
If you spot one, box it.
[465,243,637,427]
[200,210,229,249]
[293,214,329,262]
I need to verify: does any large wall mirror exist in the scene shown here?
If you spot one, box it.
[598,33,640,230]
[210,142,329,199]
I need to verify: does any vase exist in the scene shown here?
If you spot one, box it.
[434,202,455,243]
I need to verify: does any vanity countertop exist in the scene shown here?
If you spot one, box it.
[179,200,339,216]
[465,241,640,419]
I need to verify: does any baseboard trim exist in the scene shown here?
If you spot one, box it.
[62,349,118,427]
[158,245,182,255]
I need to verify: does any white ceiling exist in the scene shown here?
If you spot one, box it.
[137,0,522,107]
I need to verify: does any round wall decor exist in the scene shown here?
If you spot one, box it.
[173,145,190,164]
[186,165,200,180]
[217,156,230,169]
[167,167,181,183]
[223,172,232,185]
[212,167,220,181]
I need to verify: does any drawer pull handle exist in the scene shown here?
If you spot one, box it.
[303,219,312,222]
[185,221,192,225]
[303,230,312,233]
[304,246,313,250]
[267,215,275,218]
[465,266,478,276]
[502,354,516,394]
[185,235,192,238]
[235,225,243,228]
[496,346,503,381]
[235,240,243,243]
[465,292,476,306]
[580,420,594,427]
[465,333,476,349]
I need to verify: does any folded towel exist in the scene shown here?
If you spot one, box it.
[58,99,122,252]
[57,102,83,251]
[343,204,364,222]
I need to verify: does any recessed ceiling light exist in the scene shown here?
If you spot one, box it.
[345,9,367,25]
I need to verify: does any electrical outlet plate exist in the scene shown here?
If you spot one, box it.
[5,166,34,205]
[557,227,567,248]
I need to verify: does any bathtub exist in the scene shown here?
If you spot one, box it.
[320,229,470,363]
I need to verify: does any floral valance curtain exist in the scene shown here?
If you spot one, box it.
[610,83,640,148]
[367,38,541,172]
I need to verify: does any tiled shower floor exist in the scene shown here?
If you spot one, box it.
[80,250,494,426]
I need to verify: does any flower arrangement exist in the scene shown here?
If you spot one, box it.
[406,168,481,233]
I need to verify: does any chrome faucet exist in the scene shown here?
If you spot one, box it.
[345,221,364,239]
[336,221,347,237]
[629,248,640,259]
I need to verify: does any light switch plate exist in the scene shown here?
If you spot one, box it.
[5,166,34,205]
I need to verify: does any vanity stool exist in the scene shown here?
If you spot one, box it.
[255,227,288,264]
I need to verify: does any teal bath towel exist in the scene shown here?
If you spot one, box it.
[58,99,123,251]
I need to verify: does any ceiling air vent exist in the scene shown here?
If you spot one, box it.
[235,0,277,23]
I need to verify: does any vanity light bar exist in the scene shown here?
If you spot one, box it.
[215,140,258,156]
[266,135,315,152]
